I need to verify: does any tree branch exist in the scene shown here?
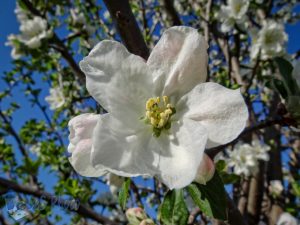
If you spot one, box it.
[226,192,248,225]
[103,0,150,59]
[20,0,86,84]
[163,0,182,26]
[0,177,118,225]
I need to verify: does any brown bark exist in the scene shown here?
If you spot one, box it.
[0,178,118,225]
[103,0,150,59]
[162,0,182,26]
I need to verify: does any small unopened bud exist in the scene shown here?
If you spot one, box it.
[139,219,156,225]
[194,154,215,185]
[126,208,148,225]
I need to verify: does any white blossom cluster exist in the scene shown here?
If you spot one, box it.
[219,0,249,32]
[251,21,288,60]
[225,140,270,176]
[269,180,284,197]
[216,0,288,62]
[45,87,65,110]
[6,5,53,59]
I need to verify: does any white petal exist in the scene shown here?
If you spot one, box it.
[155,119,208,189]
[68,113,106,177]
[221,18,235,32]
[147,26,208,98]
[68,113,99,150]
[80,40,155,127]
[91,114,159,177]
[69,139,106,177]
[177,82,248,148]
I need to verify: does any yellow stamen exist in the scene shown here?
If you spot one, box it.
[144,96,175,137]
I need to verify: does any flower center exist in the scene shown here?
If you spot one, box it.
[144,96,176,137]
[264,31,275,45]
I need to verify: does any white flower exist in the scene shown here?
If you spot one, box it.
[5,34,23,59]
[19,16,53,49]
[269,180,284,197]
[68,26,248,189]
[106,173,124,195]
[227,143,257,176]
[277,212,298,225]
[227,140,270,176]
[251,21,288,60]
[219,0,249,32]
[45,87,65,110]
[30,143,42,155]
[252,140,270,161]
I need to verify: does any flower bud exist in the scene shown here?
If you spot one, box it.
[194,153,215,185]
[126,208,148,225]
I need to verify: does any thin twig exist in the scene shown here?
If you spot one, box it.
[0,177,118,225]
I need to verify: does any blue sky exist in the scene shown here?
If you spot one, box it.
[0,0,299,224]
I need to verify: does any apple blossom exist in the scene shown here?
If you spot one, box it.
[227,143,257,176]
[219,0,249,32]
[5,34,23,60]
[18,16,53,49]
[227,140,270,176]
[29,143,42,156]
[251,21,288,60]
[68,26,248,189]
[269,180,284,197]
[45,87,65,110]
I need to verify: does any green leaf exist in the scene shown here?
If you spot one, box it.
[186,172,228,220]
[159,189,189,225]
[220,172,240,184]
[215,160,226,172]
[291,181,300,197]
[275,57,300,96]
[118,178,131,210]
[272,79,289,99]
